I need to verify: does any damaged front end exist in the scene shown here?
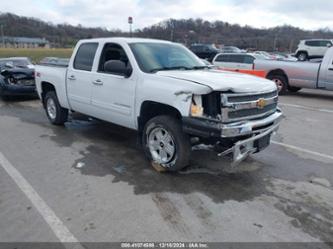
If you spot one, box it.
[0,68,36,96]
[183,90,283,165]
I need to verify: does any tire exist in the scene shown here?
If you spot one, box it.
[267,74,288,95]
[142,115,190,172]
[44,91,68,125]
[297,52,308,61]
[288,86,301,93]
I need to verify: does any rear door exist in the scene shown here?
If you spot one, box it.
[90,42,136,129]
[240,55,255,70]
[213,54,229,67]
[228,54,247,69]
[67,42,98,113]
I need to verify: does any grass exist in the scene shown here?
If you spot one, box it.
[0,48,74,63]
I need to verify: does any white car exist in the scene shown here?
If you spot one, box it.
[212,53,267,70]
[295,39,333,61]
[35,38,282,171]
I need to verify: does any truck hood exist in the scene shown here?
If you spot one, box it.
[157,69,276,93]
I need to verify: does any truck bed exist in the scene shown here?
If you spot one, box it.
[254,59,321,89]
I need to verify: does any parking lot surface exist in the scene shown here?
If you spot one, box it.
[0,89,333,243]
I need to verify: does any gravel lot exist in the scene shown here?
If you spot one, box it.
[0,89,332,244]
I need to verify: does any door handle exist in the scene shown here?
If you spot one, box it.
[328,68,333,71]
[92,79,103,85]
[68,75,76,80]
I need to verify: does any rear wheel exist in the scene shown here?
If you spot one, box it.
[44,91,68,125]
[142,115,190,172]
[297,52,308,61]
[267,75,288,95]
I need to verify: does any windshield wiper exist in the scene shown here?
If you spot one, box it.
[150,66,191,73]
[189,65,210,70]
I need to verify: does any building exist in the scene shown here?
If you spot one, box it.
[0,36,50,48]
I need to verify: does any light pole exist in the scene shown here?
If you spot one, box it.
[128,16,133,37]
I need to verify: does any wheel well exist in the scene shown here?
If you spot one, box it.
[41,82,55,101]
[138,101,182,132]
[266,69,289,85]
[41,82,56,108]
[296,50,308,56]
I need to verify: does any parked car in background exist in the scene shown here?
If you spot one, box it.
[39,57,70,67]
[0,58,36,100]
[35,37,282,171]
[254,47,333,94]
[212,53,267,70]
[189,43,220,61]
[295,39,333,61]
[0,57,34,70]
[271,52,298,62]
[220,46,242,53]
[253,51,275,60]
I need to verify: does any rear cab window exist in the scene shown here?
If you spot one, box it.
[73,43,98,71]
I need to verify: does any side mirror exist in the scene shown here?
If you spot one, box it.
[327,43,332,48]
[104,60,132,78]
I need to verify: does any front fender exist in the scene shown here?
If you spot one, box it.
[135,74,212,127]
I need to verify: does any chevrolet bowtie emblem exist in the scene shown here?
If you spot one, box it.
[256,98,267,109]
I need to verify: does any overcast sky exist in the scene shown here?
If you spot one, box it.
[1,0,332,31]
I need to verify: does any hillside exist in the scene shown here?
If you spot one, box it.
[1,12,333,51]
[0,13,122,47]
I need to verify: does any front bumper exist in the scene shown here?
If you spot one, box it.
[0,84,37,96]
[218,122,280,165]
[183,109,283,164]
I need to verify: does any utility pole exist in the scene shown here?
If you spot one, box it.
[0,24,5,48]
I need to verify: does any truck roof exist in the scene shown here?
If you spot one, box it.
[79,37,174,44]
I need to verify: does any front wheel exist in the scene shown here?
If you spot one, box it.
[44,91,68,125]
[142,115,190,172]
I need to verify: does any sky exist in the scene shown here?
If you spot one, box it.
[0,0,332,31]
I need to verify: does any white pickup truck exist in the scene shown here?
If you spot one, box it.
[35,38,282,171]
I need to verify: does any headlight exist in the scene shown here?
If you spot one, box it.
[190,95,204,117]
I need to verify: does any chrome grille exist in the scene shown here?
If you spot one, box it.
[221,90,278,123]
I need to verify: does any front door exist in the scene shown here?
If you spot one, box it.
[90,42,136,129]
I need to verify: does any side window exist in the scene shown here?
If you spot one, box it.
[319,40,331,47]
[98,43,132,74]
[243,55,255,64]
[305,41,318,47]
[216,54,230,62]
[73,43,98,71]
[229,55,243,63]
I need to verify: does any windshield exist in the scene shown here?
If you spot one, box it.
[129,42,206,73]
[253,54,269,60]
[0,59,31,68]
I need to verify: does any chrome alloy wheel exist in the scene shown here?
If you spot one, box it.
[272,78,284,92]
[46,98,57,120]
[148,127,176,165]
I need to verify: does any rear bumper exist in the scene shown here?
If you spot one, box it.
[0,84,37,96]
